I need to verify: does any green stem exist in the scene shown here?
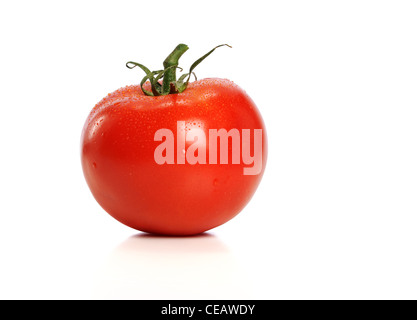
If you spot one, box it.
[162,44,189,94]
[127,43,230,96]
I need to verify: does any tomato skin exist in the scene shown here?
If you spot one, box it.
[81,78,267,235]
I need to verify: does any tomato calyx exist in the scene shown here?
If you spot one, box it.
[126,43,231,96]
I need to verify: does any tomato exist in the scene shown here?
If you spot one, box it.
[81,44,267,235]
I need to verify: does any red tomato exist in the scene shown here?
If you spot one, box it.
[81,46,267,235]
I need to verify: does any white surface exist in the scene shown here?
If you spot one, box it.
[1,0,417,300]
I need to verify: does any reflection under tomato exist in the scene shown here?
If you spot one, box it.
[92,233,253,299]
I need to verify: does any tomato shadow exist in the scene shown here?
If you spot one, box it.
[124,231,224,251]
[132,231,215,239]
[91,232,253,299]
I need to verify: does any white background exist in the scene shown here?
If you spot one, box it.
[0,0,416,300]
